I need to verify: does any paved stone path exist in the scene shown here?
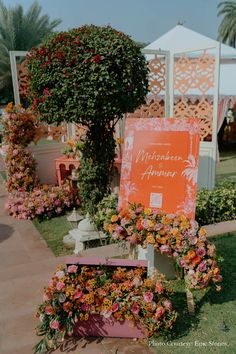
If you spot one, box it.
[0,178,154,354]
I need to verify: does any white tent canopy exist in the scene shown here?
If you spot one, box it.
[145,25,236,96]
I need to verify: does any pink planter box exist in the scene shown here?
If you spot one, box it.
[74,314,148,338]
[66,256,148,338]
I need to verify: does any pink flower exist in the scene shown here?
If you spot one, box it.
[43,292,51,301]
[50,319,60,330]
[160,245,170,254]
[67,265,78,273]
[74,289,82,299]
[144,291,153,303]
[155,306,165,320]
[45,305,54,315]
[196,248,206,257]
[56,281,65,291]
[163,300,172,311]
[198,261,207,272]
[131,303,140,315]
[112,303,119,312]
[81,303,88,311]
[180,259,188,268]
[155,282,164,294]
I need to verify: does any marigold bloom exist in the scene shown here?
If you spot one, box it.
[111,214,118,222]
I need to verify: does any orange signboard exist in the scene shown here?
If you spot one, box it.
[119,118,200,218]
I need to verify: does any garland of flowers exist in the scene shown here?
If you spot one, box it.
[5,145,39,193]
[5,182,80,220]
[34,264,177,354]
[2,103,80,219]
[2,104,39,193]
[96,200,222,291]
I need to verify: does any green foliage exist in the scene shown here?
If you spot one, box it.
[94,193,118,233]
[27,25,148,215]
[218,1,236,47]
[26,25,149,125]
[0,0,61,101]
[196,180,236,226]
[78,123,117,215]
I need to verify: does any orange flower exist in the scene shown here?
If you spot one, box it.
[191,256,201,266]
[199,227,206,237]
[156,236,167,245]
[171,228,179,236]
[187,250,196,260]
[111,214,118,222]
[213,267,220,275]
[147,234,155,244]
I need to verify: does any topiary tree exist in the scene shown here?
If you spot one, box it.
[26,25,148,215]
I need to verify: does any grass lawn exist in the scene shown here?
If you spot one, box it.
[0,170,6,180]
[216,144,236,183]
[32,215,73,256]
[152,232,236,354]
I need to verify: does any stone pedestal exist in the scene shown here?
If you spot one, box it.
[70,215,108,253]
[138,244,176,279]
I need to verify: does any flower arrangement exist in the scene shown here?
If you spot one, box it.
[34,263,177,353]
[2,103,37,147]
[101,203,222,291]
[5,145,39,193]
[5,182,80,220]
[2,103,39,193]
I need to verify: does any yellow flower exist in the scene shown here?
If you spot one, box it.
[84,313,89,321]
[85,294,94,304]
[144,208,152,216]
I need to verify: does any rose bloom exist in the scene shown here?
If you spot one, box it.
[155,306,165,320]
[155,282,164,294]
[112,303,119,312]
[131,302,140,315]
[56,281,65,291]
[50,319,60,330]
[196,248,206,257]
[43,292,51,301]
[180,259,188,268]
[198,261,207,272]
[144,291,154,303]
[74,289,82,299]
[45,305,54,315]
[67,265,78,273]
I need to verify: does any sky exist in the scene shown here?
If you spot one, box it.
[3,0,223,44]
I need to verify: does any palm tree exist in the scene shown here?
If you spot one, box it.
[218,0,236,47]
[0,0,61,102]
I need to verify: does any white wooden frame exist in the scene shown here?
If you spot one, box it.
[9,50,28,104]
[169,44,220,189]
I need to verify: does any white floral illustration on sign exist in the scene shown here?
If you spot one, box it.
[182,154,198,185]
[124,181,138,203]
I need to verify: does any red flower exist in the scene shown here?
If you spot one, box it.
[43,88,50,97]
[93,54,101,63]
